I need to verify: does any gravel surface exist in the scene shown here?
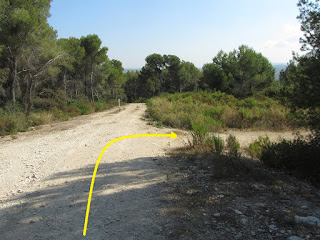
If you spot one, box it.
[0,103,318,240]
[0,103,183,239]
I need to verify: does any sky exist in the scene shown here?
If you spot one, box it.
[48,0,303,69]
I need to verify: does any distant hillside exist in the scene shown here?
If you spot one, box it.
[273,64,287,80]
[123,68,141,73]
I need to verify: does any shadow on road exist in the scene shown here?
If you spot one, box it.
[0,157,174,240]
[3,151,319,240]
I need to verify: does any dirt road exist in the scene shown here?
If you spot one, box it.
[0,103,184,239]
[1,103,318,240]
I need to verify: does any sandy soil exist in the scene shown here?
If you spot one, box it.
[0,103,317,240]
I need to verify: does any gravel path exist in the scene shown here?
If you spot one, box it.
[0,103,183,239]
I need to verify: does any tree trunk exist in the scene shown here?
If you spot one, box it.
[90,71,94,102]
[95,91,99,102]
[26,77,34,117]
[10,57,18,112]
[21,74,29,111]
[63,70,67,95]
[90,55,94,102]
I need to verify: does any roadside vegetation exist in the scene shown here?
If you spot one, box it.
[0,97,119,136]
[147,91,295,131]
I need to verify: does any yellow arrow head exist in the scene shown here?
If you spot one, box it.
[171,132,177,139]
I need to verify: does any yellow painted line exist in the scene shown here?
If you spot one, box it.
[83,132,177,236]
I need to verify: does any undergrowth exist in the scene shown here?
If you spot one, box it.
[0,99,120,136]
[248,135,271,159]
[147,91,319,188]
[261,131,320,187]
[147,91,296,132]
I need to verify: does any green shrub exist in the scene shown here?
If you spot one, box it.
[261,132,320,186]
[190,120,208,146]
[0,115,18,135]
[221,106,242,128]
[207,135,224,155]
[92,102,107,112]
[204,115,223,132]
[28,113,44,126]
[67,105,81,117]
[248,135,271,159]
[241,97,258,108]
[156,121,163,127]
[68,100,92,115]
[50,107,70,121]
[226,134,241,157]
[34,89,68,111]
[219,94,237,105]
[204,107,225,119]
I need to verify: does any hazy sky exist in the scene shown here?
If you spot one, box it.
[48,0,303,68]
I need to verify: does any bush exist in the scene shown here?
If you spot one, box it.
[50,107,70,121]
[0,115,17,135]
[92,102,107,112]
[261,132,320,186]
[207,135,224,155]
[68,100,92,115]
[190,120,208,146]
[226,134,241,157]
[34,89,68,111]
[221,106,242,128]
[248,135,271,159]
[28,112,53,126]
[67,105,81,117]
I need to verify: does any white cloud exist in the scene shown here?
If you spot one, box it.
[256,23,303,63]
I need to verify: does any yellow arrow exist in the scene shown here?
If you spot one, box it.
[83,132,177,236]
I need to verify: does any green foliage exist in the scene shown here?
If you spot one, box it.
[0,114,17,135]
[207,135,225,155]
[248,135,271,159]
[50,107,70,121]
[0,0,56,111]
[124,70,139,102]
[278,1,320,130]
[178,61,201,92]
[200,45,275,98]
[147,91,294,131]
[261,132,320,186]
[0,111,39,135]
[91,102,105,112]
[68,100,92,115]
[28,112,52,126]
[156,121,163,127]
[34,89,68,111]
[0,99,119,136]
[282,56,320,129]
[226,134,241,157]
[132,53,202,101]
[297,0,320,56]
[190,120,208,146]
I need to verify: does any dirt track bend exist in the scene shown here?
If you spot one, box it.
[0,103,185,240]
